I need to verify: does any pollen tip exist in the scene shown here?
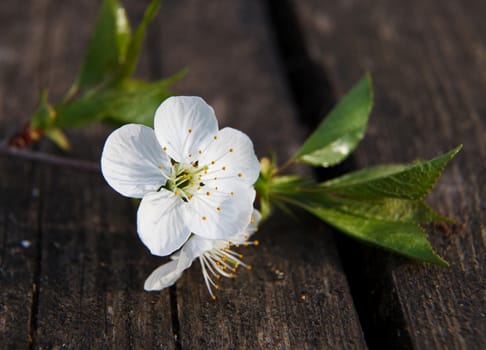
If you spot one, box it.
[254,240,260,246]
[211,295,217,301]
[247,265,253,271]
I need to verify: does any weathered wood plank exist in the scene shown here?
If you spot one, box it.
[292,0,486,348]
[17,1,174,348]
[157,1,367,348]
[0,0,45,347]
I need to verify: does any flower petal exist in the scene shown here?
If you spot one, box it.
[137,189,191,256]
[229,209,262,244]
[144,235,213,291]
[144,260,183,291]
[185,181,256,240]
[101,124,170,198]
[154,96,218,163]
[198,127,260,186]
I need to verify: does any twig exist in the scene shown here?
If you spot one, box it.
[0,145,100,173]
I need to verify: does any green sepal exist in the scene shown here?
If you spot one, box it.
[44,128,71,151]
[31,90,55,130]
[295,73,373,167]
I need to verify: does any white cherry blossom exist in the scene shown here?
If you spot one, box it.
[144,210,261,299]
[101,96,260,256]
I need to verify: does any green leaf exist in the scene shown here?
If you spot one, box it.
[321,196,449,223]
[114,0,161,82]
[304,205,448,265]
[56,70,185,128]
[321,146,462,200]
[295,73,373,167]
[74,0,132,89]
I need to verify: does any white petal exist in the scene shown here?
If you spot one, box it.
[154,96,218,163]
[185,182,256,240]
[144,235,214,291]
[144,260,183,291]
[229,209,262,243]
[198,127,260,186]
[101,124,170,198]
[137,190,191,256]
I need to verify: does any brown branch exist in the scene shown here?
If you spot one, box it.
[0,145,100,173]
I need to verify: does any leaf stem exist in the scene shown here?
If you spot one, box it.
[275,158,296,175]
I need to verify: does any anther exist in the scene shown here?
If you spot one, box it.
[246,265,253,271]
[213,135,218,140]
[163,146,167,151]
[206,192,211,196]
[238,173,243,177]
[202,216,207,221]
[229,148,234,152]
[216,207,221,211]
[254,240,260,246]
[188,129,192,133]
[230,192,234,196]
[158,165,164,170]
[222,166,226,171]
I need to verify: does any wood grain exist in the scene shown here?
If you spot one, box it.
[5,1,174,348]
[157,0,366,348]
[292,0,486,348]
[0,0,45,347]
[1,0,367,349]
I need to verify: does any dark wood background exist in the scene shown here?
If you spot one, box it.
[1,0,484,349]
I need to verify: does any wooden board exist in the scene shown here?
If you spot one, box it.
[0,1,43,347]
[0,0,367,349]
[157,0,366,348]
[291,0,486,348]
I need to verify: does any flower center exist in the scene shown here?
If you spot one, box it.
[164,160,206,202]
